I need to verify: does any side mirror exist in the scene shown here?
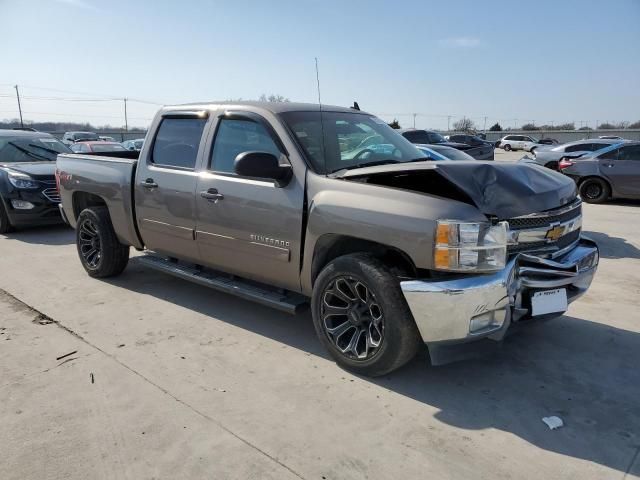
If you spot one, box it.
[234,151,292,187]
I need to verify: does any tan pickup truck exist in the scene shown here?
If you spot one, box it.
[56,101,599,376]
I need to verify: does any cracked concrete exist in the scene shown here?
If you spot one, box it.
[1,200,639,479]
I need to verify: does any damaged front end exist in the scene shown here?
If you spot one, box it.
[339,161,598,364]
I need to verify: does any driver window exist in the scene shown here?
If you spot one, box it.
[598,148,619,161]
[211,119,281,174]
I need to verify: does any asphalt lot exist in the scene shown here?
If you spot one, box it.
[1,181,639,479]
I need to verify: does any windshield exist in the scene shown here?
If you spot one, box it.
[91,143,126,152]
[0,136,71,162]
[428,145,475,161]
[280,111,427,173]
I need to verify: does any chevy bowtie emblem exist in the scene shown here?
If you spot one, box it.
[545,224,566,242]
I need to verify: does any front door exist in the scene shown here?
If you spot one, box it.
[600,144,640,196]
[135,114,208,262]
[194,112,304,292]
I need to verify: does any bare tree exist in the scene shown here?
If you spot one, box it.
[259,94,290,103]
[452,118,475,132]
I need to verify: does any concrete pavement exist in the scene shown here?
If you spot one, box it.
[1,200,639,479]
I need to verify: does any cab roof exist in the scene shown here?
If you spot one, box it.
[162,101,369,115]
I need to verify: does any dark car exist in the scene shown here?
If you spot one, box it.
[559,141,640,203]
[0,130,71,233]
[62,131,101,145]
[417,144,477,161]
[538,138,559,145]
[70,141,127,153]
[446,134,495,160]
[398,129,494,160]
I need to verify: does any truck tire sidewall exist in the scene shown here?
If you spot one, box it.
[579,178,610,204]
[0,201,14,234]
[311,253,421,377]
[76,207,129,278]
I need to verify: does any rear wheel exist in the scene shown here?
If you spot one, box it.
[579,178,611,204]
[311,253,421,377]
[76,207,129,277]
[504,144,512,151]
[0,202,14,234]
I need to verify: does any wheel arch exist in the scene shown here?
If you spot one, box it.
[310,234,417,288]
[72,191,107,223]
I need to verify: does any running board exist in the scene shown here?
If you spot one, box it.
[135,254,308,314]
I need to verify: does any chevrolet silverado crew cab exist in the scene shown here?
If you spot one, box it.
[57,102,599,376]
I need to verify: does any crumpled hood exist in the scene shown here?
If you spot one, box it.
[434,162,577,218]
[339,161,577,219]
[0,161,56,179]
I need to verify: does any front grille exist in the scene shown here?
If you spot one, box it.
[508,200,582,230]
[42,188,61,203]
[508,228,580,255]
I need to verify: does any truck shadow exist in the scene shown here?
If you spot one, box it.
[107,263,640,476]
[0,224,74,245]
[583,230,640,259]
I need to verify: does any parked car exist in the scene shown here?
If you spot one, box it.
[99,136,116,142]
[70,141,128,153]
[497,135,541,152]
[0,130,70,232]
[559,141,640,203]
[57,101,598,376]
[417,144,476,161]
[399,129,494,160]
[122,138,145,151]
[519,139,621,170]
[599,135,624,140]
[62,131,101,145]
[446,134,495,160]
[537,138,559,145]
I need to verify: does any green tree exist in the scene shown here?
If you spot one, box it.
[489,122,502,132]
[388,119,401,129]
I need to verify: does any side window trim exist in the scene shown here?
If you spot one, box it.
[208,111,289,174]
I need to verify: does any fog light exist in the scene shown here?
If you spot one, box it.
[469,308,506,334]
[11,200,35,210]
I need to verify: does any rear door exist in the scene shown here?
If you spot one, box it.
[194,111,304,291]
[134,112,209,262]
[601,144,640,196]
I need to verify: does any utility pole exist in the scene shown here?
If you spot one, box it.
[447,115,451,132]
[483,116,487,132]
[14,85,24,128]
[412,113,416,129]
[123,98,129,133]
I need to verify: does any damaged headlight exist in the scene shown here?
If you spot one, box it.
[434,220,508,272]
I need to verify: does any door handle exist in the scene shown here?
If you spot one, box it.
[140,179,158,189]
[200,188,224,203]
[604,163,614,168]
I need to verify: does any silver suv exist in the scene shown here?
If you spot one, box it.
[498,135,539,152]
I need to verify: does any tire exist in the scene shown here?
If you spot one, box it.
[76,207,129,277]
[530,146,537,154]
[311,253,421,377]
[579,178,611,204]
[0,201,14,234]
[504,144,512,151]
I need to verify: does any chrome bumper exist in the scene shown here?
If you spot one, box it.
[401,236,599,346]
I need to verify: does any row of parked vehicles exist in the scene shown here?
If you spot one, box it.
[0,101,631,376]
[61,131,145,154]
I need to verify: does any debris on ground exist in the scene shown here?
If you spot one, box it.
[542,416,564,430]
[56,350,78,361]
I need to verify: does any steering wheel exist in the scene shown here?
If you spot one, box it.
[353,148,375,160]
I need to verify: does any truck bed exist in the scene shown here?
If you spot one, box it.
[56,153,143,249]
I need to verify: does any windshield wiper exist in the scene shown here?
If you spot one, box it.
[7,142,52,161]
[27,143,63,155]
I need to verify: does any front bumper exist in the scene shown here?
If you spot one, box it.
[401,236,598,363]
[3,188,62,227]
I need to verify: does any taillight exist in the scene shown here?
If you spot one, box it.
[558,159,575,170]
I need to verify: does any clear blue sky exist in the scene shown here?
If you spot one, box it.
[1,0,639,130]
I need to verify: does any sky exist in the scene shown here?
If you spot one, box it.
[1,0,639,130]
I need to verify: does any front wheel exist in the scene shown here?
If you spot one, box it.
[311,254,421,377]
[579,178,611,204]
[76,207,129,277]
[503,144,512,151]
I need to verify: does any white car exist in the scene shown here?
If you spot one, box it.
[498,135,540,152]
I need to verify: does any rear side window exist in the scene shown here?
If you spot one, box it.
[151,118,206,169]
[210,119,281,174]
